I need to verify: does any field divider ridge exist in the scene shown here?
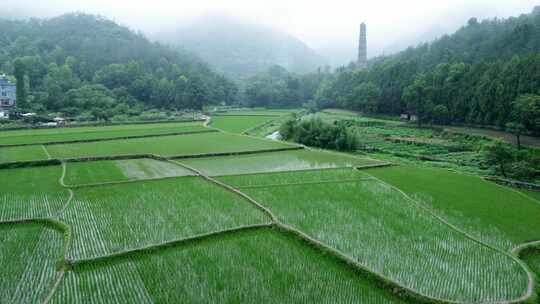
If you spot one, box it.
[235,178,375,190]
[1,118,206,132]
[211,165,362,178]
[169,146,304,160]
[41,145,52,159]
[63,174,197,189]
[241,115,282,135]
[512,240,540,255]
[0,129,218,148]
[171,161,279,222]
[69,223,273,267]
[362,168,536,304]
[212,114,284,117]
[354,162,395,170]
[42,267,66,304]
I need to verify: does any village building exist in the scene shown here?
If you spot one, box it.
[0,74,16,110]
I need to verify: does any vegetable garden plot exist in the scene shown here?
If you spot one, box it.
[210,115,277,133]
[367,166,540,250]
[47,132,293,160]
[62,176,269,260]
[65,159,194,186]
[0,121,206,146]
[222,171,530,302]
[0,166,69,221]
[0,145,48,163]
[182,150,380,176]
[52,229,405,304]
[0,223,63,303]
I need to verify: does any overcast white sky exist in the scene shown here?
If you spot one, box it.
[4,0,539,61]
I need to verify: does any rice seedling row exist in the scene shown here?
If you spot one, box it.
[0,222,63,303]
[0,121,206,146]
[218,169,530,302]
[181,149,380,176]
[366,166,540,250]
[51,228,405,303]
[0,166,70,221]
[46,132,293,160]
[61,176,270,260]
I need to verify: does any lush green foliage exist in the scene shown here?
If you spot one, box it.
[0,166,69,220]
[52,229,404,303]
[312,9,540,132]
[307,111,540,181]
[181,149,378,176]
[65,159,194,186]
[220,169,529,302]
[0,223,63,303]
[62,176,269,260]
[280,117,357,151]
[210,115,276,133]
[46,132,292,159]
[367,165,540,250]
[0,13,237,118]
[0,122,207,145]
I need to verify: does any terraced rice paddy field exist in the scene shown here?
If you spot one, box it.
[1,114,539,303]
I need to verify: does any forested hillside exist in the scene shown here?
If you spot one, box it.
[157,16,326,78]
[0,13,237,120]
[312,7,540,134]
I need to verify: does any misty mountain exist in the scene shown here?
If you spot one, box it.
[156,16,327,78]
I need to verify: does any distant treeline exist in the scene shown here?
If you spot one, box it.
[246,8,540,135]
[0,13,237,121]
[317,8,540,133]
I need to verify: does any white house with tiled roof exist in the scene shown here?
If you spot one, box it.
[0,74,16,110]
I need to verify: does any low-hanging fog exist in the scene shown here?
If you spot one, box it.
[3,0,538,66]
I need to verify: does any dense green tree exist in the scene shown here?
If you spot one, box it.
[13,58,27,109]
[484,141,514,177]
[0,13,238,119]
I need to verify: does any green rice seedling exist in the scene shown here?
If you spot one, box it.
[223,170,530,302]
[65,159,194,186]
[0,223,63,303]
[0,166,69,221]
[210,115,277,133]
[47,132,293,160]
[51,261,153,304]
[62,176,269,260]
[52,229,405,303]
[0,122,206,145]
[0,145,48,163]
[367,165,540,250]
[218,167,369,188]
[182,150,380,176]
